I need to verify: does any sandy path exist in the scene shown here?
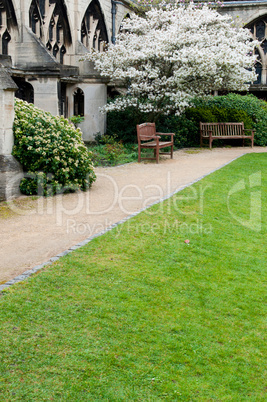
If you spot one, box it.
[0,147,266,284]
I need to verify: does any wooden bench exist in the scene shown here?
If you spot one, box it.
[200,122,254,149]
[136,123,175,164]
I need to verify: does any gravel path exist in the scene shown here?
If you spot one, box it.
[0,146,266,284]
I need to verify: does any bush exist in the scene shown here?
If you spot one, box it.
[13,99,96,196]
[184,104,254,146]
[106,107,147,143]
[92,134,126,165]
[156,114,198,148]
[69,115,85,128]
[185,107,217,123]
[105,93,267,148]
[192,93,267,145]
[106,108,197,148]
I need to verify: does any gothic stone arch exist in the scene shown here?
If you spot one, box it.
[246,15,267,85]
[81,0,108,52]
[13,77,34,104]
[0,0,18,55]
[73,87,84,117]
[29,0,72,63]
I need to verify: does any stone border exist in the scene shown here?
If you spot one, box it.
[0,153,245,293]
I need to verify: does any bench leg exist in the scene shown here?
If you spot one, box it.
[156,146,159,163]
[209,137,213,149]
[242,138,245,147]
[138,145,141,163]
[170,144,173,159]
[200,135,203,148]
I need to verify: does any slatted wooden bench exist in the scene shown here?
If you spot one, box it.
[136,123,175,164]
[200,122,254,149]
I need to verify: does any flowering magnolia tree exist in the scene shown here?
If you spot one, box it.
[85,2,258,118]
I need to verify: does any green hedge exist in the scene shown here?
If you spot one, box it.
[191,93,267,146]
[106,109,194,148]
[106,108,146,143]
[13,99,96,196]
[106,94,267,147]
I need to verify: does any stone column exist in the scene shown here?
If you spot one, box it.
[0,65,23,201]
[261,65,267,85]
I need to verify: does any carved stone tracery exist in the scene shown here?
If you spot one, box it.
[247,17,267,85]
[29,0,71,63]
[81,0,108,52]
[0,0,17,55]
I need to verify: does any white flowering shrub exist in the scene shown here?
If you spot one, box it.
[135,0,224,12]
[13,99,96,195]
[86,2,258,118]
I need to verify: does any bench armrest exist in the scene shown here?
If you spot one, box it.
[140,135,160,142]
[156,132,175,136]
[243,129,255,133]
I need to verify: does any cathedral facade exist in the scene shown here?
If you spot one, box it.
[221,0,267,98]
[0,0,267,143]
[0,0,132,141]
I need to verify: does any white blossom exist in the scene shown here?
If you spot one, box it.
[85,2,258,115]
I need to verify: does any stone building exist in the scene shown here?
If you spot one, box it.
[1,0,267,139]
[1,0,267,199]
[0,0,132,142]
[221,0,267,99]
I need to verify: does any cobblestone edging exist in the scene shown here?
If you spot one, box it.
[0,154,245,293]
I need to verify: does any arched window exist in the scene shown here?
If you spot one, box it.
[255,62,262,84]
[0,0,17,55]
[81,0,108,52]
[2,29,11,55]
[53,43,59,58]
[73,88,84,117]
[247,17,267,85]
[59,82,67,117]
[29,0,42,38]
[29,0,72,64]
[60,45,66,64]
[120,13,131,33]
[13,77,34,104]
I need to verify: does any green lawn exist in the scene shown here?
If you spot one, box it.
[0,153,266,400]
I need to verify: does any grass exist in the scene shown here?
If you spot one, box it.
[0,196,39,219]
[88,143,140,166]
[89,142,162,166]
[184,149,201,154]
[0,153,266,400]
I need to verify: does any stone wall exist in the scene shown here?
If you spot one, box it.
[0,65,23,200]
[2,0,132,141]
[220,1,267,26]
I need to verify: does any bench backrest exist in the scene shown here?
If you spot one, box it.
[200,122,244,137]
[137,123,156,144]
